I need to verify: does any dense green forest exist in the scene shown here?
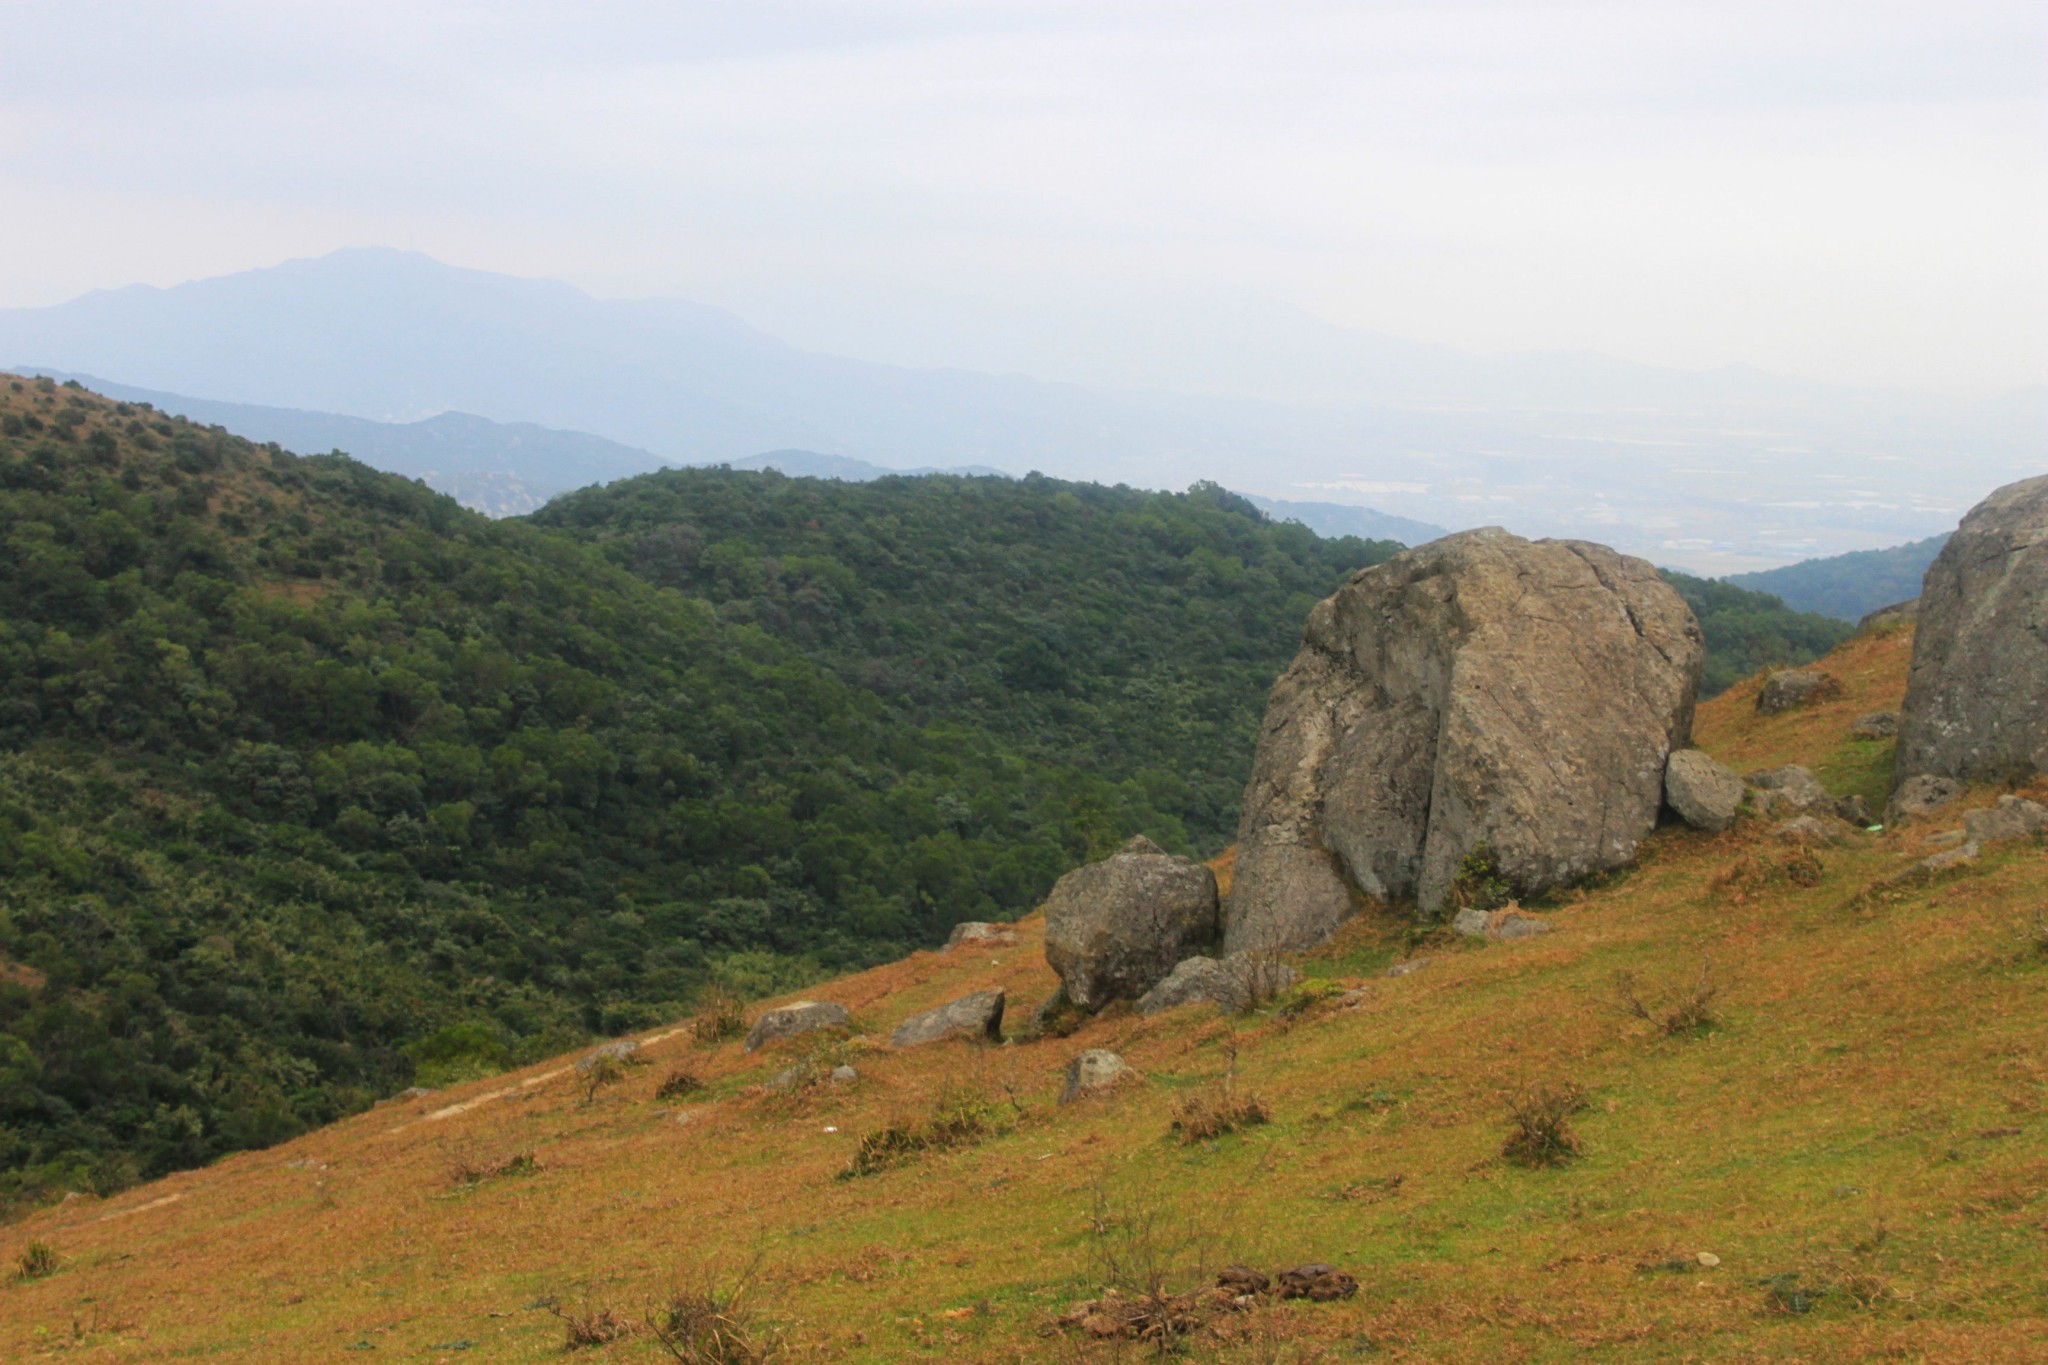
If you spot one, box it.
[1662,570,1855,696]
[0,375,1854,1214]
[535,469,1402,849]
[1724,534,1946,622]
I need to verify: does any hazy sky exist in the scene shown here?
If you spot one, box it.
[1,1,2041,395]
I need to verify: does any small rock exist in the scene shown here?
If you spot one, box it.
[1452,907,1552,941]
[1664,749,1744,833]
[1060,1048,1132,1104]
[1925,829,1969,848]
[1275,1264,1359,1301]
[575,1039,640,1073]
[744,1000,852,1053]
[1834,794,1875,826]
[946,921,1018,949]
[1851,711,1900,740]
[890,989,1005,1048]
[1757,669,1842,716]
[1888,774,1964,824]
[1772,815,1846,847]
[1384,958,1431,977]
[1217,1265,1270,1296]
[1747,765,1834,817]
[829,1064,858,1084]
[1696,1252,1721,1268]
[1915,842,1979,874]
[1962,795,2048,847]
[399,1086,435,1100]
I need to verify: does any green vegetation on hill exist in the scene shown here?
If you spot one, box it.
[1662,569,1856,696]
[1724,534,1946,621]
[0,375,1860,1213]
[0,378,1211,1211]
[534,469,1405,850]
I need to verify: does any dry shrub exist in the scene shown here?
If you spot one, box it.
[839,1081,1013,1179]
[655,1069,706,1102]
[1502,1082,1587,1168]
[691,988,747,1045]
[1614,959,1721,1036]
[447,1146,540,1187]
[553,1301,631,1350]
[14,1238,58,1281]
[1170,1090,1271,1144]
[647,1258,791,1364]
[1715,848,1823,902]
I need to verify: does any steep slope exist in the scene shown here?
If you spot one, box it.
[0,375,1196,1211]
[8,625,2043,1362]
[1726,535,1949,621]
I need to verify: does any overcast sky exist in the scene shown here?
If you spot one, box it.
[0,1,2041,395]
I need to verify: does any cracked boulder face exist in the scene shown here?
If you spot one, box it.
[1895,474,2048,793]
[1225,528,1703,950]
[1042,836,1221,1011]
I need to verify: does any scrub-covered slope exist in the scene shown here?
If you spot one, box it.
[8,624,2043,1363]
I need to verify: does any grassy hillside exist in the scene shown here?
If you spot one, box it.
[1725,535,1947,621]
[9,625,2043,1362]
[0,376,1191,1212]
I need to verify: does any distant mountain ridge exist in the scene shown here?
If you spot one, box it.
[1724,535,1949,621]
[728,449,1011,481]
[1244,494,1448,546]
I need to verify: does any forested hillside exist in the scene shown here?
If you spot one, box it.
[1662,570,1856,695]
[0,375,1856,1214]
[1725,533,1947,620]
[0,377,1200,1210]
[535,470,1402,848]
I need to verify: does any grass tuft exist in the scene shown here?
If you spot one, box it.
[691,989,748,1045]
[1501,1082,1587,1168]
[13,1239,58,1282]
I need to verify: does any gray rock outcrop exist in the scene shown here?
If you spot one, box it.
[1771,815,1846,846]
[1888,774,1963,824]
[1895,474,2048,792]
[1225,529,1703,949]
[1757,669,1841,716]
[743,1000,851,1053]
[1852,712,1900,740]
[1664,749,1744,832]
[889,990,1006,1048]
[1042,836,1220,1010]
[1059,1049,1132,1104]
[576,1039,639,1073]
[1133,954,1299,1015]
[946,922,1018,949]
[1747,765,1834,817]
[1961,795,2048,847]
[1451,907,1552,940]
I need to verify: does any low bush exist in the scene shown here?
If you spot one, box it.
[1170,1089,1271,1144]
[448,1147,541,1187]
[1614,959,1722,1036]
[1502,1082,1587,1168]
[655,1069,707,1102]
[691,989,748,1045]
[14,1239,58,1281]
[839,1082,1014,1179]
[647,1259,791,1364]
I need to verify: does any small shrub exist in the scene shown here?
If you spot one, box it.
[553,1301,632,1349]
[1269,975,1345,1019]
[1760,1272,1828,1315]
[448,1147,541,1187]
[647,1259,790,1364]
[839,1081,1013,1179]
[1170,1089,1271,1144]
[691,989,747,1045]
[1614,959,1721,1036]
[1449,843,1514,913]
[655,1069,706,1102]
[1502,1082,1587,1168]
[14,1239,59,1281]
[579,1047,645,1103]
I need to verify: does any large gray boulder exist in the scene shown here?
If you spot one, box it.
[1042,836,1220,1010]
[1664,749,1744,833]
[743,1000,851,1053]
[1225,529,1703,950]
[889,990,1005,1048]
[1895,475,2048,792]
